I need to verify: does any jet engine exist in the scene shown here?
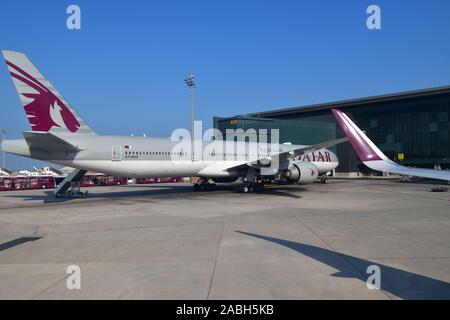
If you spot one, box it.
[285,162,319,185]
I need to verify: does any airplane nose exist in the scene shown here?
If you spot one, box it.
[333,151,339,164]
[330,150,338,163]
[325,149,339,166]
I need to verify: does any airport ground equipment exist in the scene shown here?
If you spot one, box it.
[54,169,87,198]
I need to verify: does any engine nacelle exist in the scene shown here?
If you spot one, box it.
[285,162,319,185]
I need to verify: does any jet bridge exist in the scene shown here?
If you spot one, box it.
[54,169,87,198]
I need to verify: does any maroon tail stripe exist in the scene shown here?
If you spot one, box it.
[6,60,49,94]
[10,72,46,96]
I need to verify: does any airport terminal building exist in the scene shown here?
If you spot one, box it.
[214,86,450,174]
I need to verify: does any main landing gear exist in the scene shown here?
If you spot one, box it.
[235,182,264,193]
[193,178,217,191]
[235,168,265,193]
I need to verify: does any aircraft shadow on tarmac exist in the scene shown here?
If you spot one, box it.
[3,184,303,203]
[260,187,303,199]
[237,231,450,299]
[0,236,43,252]
[3,185,198,203]
[392,179,450,186]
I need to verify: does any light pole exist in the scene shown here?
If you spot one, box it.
[185,74,196,161]
[1,129,6,169]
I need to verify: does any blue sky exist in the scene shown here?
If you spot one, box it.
[1,0,450,170]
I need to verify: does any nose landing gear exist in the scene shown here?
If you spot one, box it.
[319,175,329,184]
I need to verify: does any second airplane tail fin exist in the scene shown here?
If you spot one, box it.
[2,50,95,135]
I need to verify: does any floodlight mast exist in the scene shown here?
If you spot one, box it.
[185,74,196,161]
[1,129,7,169]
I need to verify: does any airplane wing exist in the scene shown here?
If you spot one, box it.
[331,108,450,181]
[276,137,348,162]
[23,131,81,153]
[223,136,348,172]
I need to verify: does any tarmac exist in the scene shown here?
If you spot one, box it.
[0,179,449,299]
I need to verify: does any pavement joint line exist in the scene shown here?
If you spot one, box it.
[31,230,134,299]
[426,237,450,251]
[31,262,89,300]
[30,221,225,299]
[207,223,225,300]
[346,256,450,261]
[299,220,393,300]
[31,221,220,237]
[364,186,450,203]
[329,204,450,215]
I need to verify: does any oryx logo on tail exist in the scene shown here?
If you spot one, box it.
[6,60,80,132]
[2,50,94,135]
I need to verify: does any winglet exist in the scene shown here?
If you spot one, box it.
[331,109,386,162]
[331,108,450,181]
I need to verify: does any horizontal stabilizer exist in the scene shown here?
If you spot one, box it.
[23,131,80,153]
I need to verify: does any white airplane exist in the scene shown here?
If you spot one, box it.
[0,51,348,194]
[332,108,450,182]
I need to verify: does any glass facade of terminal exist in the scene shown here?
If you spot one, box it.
[214,88,450,173]
[215,117,337,146]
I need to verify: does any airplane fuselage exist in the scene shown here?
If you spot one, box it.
[3,135,339,178]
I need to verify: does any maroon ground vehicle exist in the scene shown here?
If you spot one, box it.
[0,176,56,191]
[80,174,128,187]
[1,174,127,191]
[136,178,158,184]
[136,177,182,184]
[0,177,12,191]
[28,176,56,189]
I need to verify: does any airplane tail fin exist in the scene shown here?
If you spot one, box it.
[2,50,95,135]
